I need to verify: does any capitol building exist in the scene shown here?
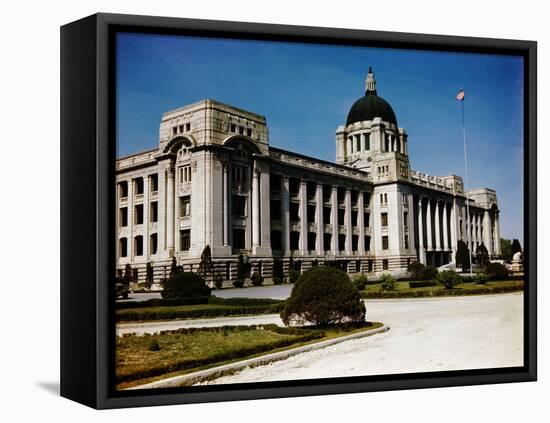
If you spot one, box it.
[115,68,502,285]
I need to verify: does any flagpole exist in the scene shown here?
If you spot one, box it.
[460,94,474,277]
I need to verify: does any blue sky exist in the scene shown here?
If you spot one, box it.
[116,32,524,243]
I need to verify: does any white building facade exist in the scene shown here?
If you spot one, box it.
[115,69,502,285]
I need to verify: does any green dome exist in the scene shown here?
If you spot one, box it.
[346,67,397,127]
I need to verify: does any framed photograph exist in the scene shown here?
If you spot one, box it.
[60,13,536,409]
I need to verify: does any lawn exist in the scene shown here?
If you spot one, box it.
[361,279,524,299]
[116,322,382,389]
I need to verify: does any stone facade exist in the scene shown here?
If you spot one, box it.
[115,71,502,286]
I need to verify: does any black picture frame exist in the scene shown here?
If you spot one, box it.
[60,12,537,409]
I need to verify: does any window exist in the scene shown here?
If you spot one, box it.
[173,127,178,136]
[382,259,389,270]
[382,235,389,250]
[179,124,184,133]
[380,193,388,205]
[180,229,191,251]
[232,195,247,216]
[270,200,282,220]
[246,128,252,137]
[338,234,346,251]
[307,232,316,251]
[134,204,144,225]
[323,207,331,224]
[381,212,388,227]
[289,178,300,195]
[365,236,371,251]
[324,233,332,251]
[134,177,144,195]
[402,193,408,204]
[150,174,158,192]
[233,228,246,249]
[403,211,408,229]
[179,165,192,183]
[230,123,237,133]
[289,202,299,221]
[150,202,158,222]
[364,212,370,227]
[352,235,359,251]
[271,230,282,250]
[119,207,128,227]
[179,196,190,217]
[134,236,143,256]
[119,238,127,257]
[119,181,128,198]
[150,233,158,255]
[290,231,300,251]
[352,210,358,226]
[338,208,345,225]
[270,174,282,193]
[404,234,409,249]
[307,205,316,223]
[232,166,247,184]
[186,122,191,132]
[368,260,374,272]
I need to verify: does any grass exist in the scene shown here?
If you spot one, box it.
[116,322,382,389]
[361,279,524,299]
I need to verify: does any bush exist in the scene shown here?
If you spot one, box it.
[379,274,396,292]
[250,271,264,286]
[161,272,211,299]
[147,339,160,351]
[353,274,369,291]
[474,272,489,285]
[485,262,510,280]
[232,279,245,288]
[421,265,439,281]
[437,269,462,289]
[288,269,300,284]
[281,266,366,326]
[409,280,438,289]
[213,273,224,289]
[273,277,283,285]
[407,261,425,280]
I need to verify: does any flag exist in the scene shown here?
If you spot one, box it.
[456,89,465,101]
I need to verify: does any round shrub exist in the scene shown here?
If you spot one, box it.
[232,279,245,288]
[250,271,264,286]
[421,265,438,281]
[147,339,160,351]
[437,269,462,289]
[474,272,489,285]
[281,266,366,326]
[353,274,369,291]
[288,269,300,284]
[485,262,510,280]
[161,272,211,299]
[379,273,396,292]
[407,261,425,280]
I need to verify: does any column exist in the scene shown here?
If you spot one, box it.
[417,197,425,264]
[358,191,365,254]
[252,167,260,248]
[450,199,458,256]
[127,178,134,258]
[494,211,501,255]
[426,199,433,252]
[331,186,338,254]
[143,176,149,259]
[345,189,352,254]
[442,202,449,251]
[316,183,324,254]
[434,200,441,251]
[360,133,366,152]
[299,180,308,254]
[282,176,290,253]
[222,164,229,246]
[483,209,493,256]
[166,165,175,254]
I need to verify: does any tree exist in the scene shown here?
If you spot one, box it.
[455,240,471,273]
[511,239,522,258]
[145,261,154,290]
[161,272,211,299]
[485,262,510,280]
[198,245,215,281]
[475,242,490,267]
[500,238,512,261]
[407,261,425,280]
[379,274,396,291]
[281,266,366,326]
[169,256,178,279]
[123,263,133,287]
[437,269,462,289]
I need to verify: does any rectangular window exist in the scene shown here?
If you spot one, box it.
[338,234,346,251]
[381,212,388,227]
[233,228,246,249]
[351,210,358,226]
[179,165,192,183]
[403,211,409,229]
[352,235,359,251]
[365,236,371,251]
[364,212,370,227]
[230,123,237,133]
[186,122,191,132]
[307,232,316,251]
[119,207,128,227]
[173,127,177,136]
[232,166,247,184]
[307,204,316,223]
[382,259,389,270]
[239,126,245,135]
[323,233,332,251]
[119,238,127,257]
[323,207,331,224]
[180,229,191,251]
[119,181,128,198]
[150,202,158,222]
[134,204,144,225]
[178,124,184,133]
[150,233,158,255]
[271,230,282,250]
[180,196,191,217]
[134,236,143,256]
[134,177,144,195]
[289,202,299,221]
[232,195,247,216]
[404,234,409,249]
[150,173,158,192]
[338,208,345,225]
[290,231,300,251]
[270,200,282,220]
[246,128,252,137]
[382,235,389,250]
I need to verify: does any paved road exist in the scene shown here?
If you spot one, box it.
[194,293,524,384]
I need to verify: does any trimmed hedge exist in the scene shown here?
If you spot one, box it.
[116,296,210,309]
[116,324,324,384]
[408,281,438,289]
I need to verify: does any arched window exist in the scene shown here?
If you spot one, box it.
[134,235,143,256]
[119,238,127,258]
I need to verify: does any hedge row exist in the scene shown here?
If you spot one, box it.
[116,327,324,384]
[207,297,284,307]
[408,281,438,289]
[361,281,523,299]
[116,303,285,322]
[117,296,283,310]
